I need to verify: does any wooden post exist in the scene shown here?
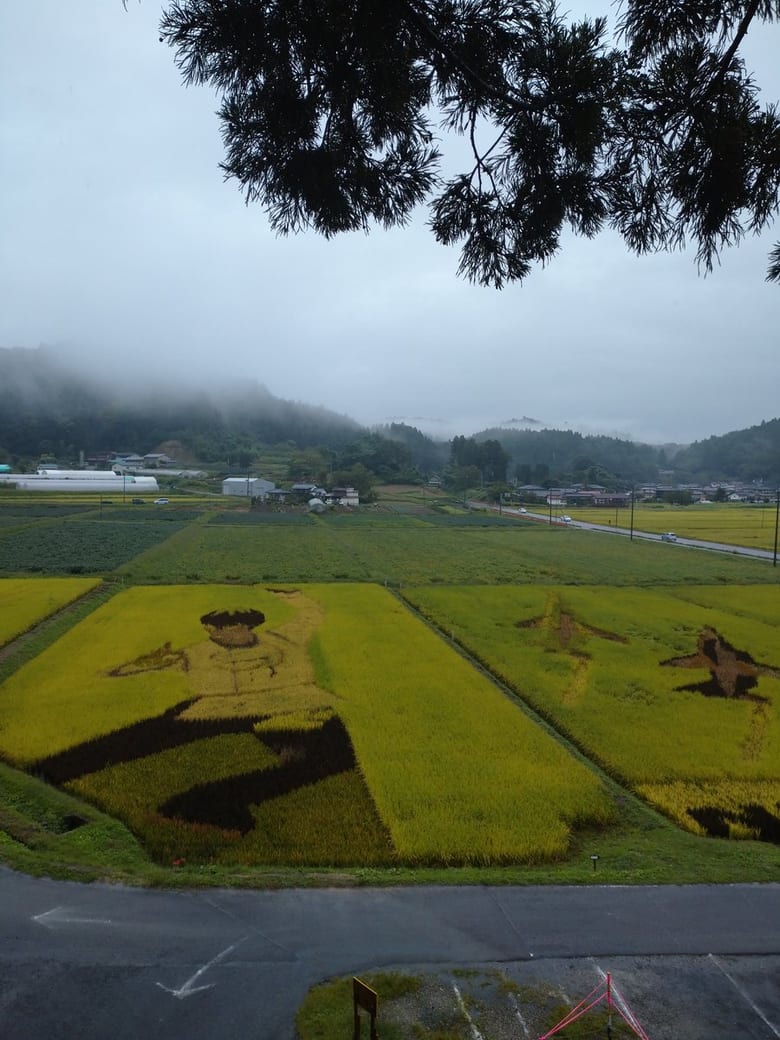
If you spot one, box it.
[353,977,379,1040]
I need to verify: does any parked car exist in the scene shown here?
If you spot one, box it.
[661,531,677,542]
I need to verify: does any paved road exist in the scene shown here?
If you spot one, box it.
[564,518,777,560]
[1,869,778,1039]
[474,502,778,561]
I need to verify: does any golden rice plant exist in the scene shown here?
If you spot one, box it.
[68,733,279,862]
[304,584,614,865]
[69,733,279,820]
[565,503,778,551]
[0,577,100,647]
[0,584,299,762]
[70,729,393,866]
[404,584,780,839]
[177,587,334,721]
[638,779,780,839]
[666,584,780,631]
[254,707,334,733]
[214,769,395,866]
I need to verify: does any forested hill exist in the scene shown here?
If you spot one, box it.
[474,426,665,486]
[669,419,780,485]
[0,347,362,467]
[473,421,780,486]
[1,347,776,485]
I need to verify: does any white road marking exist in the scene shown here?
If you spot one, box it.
[452,982,484,1040]
[156,937,248,1000]
[33,906,113,928]
[709,954,780,1038]
[508,992,531,1038]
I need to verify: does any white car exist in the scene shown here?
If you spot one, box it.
[154,497,170,505]
[561,515,572,523]
[661,531,677,542]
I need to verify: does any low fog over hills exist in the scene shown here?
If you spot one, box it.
[1,346,778,485]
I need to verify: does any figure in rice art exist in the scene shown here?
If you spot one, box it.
[34,591,390,857]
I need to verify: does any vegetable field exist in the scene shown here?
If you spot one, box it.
[117,516,778,587]
[0,517,190,574]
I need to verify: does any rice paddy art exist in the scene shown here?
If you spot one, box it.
[403,584,780,845]
[1,583,615,866]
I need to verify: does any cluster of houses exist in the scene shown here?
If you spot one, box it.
[85,451,206,479]
[87,451,177,469]
[513,482,775,506]
[222,478,359,508]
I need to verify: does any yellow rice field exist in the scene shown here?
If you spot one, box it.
[403,584,780,840]
[0,583,614,865]
[564,502,779,550]
[305,584,613,863]
[0,576,101,648]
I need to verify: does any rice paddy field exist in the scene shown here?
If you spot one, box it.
[0,577,100,647]
[564,501,779,551]
[0,493,778,885]
[0,584,614,866]
[401,584,780,842]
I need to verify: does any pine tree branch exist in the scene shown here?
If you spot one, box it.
[712,0,761,93]
[400,0,532,113]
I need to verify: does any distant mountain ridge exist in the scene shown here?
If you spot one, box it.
[470,420,779,486]
[0,347,777,484]
[0,347,362,466]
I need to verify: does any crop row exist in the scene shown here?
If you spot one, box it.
[304,584,614,864]
[1,502,778,586]
[116,519,778,587]
[0,519,189,575]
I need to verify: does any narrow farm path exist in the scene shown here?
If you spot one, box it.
[0,581,120,678]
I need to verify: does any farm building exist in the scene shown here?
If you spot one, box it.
[328,486,360,506]
[222,477,275,499]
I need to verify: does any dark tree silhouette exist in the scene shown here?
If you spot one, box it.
[159,0,780,287]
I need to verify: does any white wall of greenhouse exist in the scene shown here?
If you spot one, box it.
[0,473,159,492]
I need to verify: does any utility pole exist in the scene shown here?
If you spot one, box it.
[629,487,635,541]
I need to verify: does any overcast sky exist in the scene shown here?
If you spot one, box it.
[1,2,778,445]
